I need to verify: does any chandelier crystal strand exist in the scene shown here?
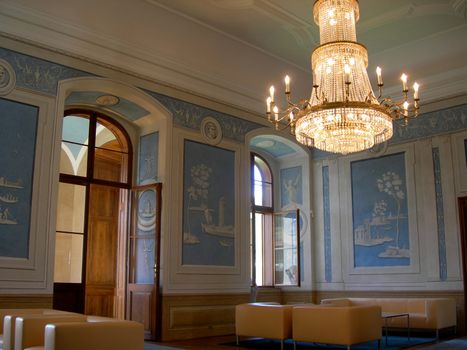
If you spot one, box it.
[265,0,420,155]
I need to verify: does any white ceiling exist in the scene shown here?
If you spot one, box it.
[1,0,466,116]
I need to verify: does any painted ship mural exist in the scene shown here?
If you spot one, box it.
[0,193,18,203]
[0,208,17,225]
[0,176,22,225]
[0,177,23,189]
[354,171,410,260]
[183,164,234,246]
[201,197,234,238]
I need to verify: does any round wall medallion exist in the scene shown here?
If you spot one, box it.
[200,117,222,145]
[367,141,388,157]
[0,59,16,96]
[96,94,120,106]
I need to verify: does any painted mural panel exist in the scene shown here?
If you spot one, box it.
[351,152,410,267]
[138,132,159,185]
[135,188,157,284]
[182,140,235,266]
[280,166,302,209]
[0,98,38,258]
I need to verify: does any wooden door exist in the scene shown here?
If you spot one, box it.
[459,196,467,333]
[85,184,120,317]
[127,183,162,340]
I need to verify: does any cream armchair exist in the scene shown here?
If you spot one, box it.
[13,314,87,350]
[1,309,74,350]
[30,320,144,350]
[292,305,382,350]
[235,303,293,350]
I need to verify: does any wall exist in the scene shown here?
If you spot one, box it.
[0,37,466,341]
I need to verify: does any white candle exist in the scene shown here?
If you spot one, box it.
[413,82,419,100]
[289,112,294,122]
[344,64,351,83]
[376,66,383,85]
[284,75,290,94]
[403,101,409,116]
[401,73,408,91]
[273,106,279,121]
[269,85,275,103]
[266,97,271,113]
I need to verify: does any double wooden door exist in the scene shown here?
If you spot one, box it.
[53,182,162,340]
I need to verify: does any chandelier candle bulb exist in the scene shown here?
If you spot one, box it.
[344,64,351,84]
[269,85,275,102]
[401,73,408,92]
[413,82,420,100]
[285,75,291,94]
[376,66,383,86]
[403,101,409,116]
[273,106,279,121]
[266,97,272,113]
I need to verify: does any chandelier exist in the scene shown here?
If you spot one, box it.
[266,0,420,155]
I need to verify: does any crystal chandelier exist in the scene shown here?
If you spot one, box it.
[266,0,420,155]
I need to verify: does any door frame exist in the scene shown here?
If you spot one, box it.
[53,109,133,317]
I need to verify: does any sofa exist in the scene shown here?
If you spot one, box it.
[235,303,293,350]
[1,309,74,350]
[13,314,87,350]
[321,298,457,339]
[292,304,382,350]
[26,320,144,350]
[12,313,143,350]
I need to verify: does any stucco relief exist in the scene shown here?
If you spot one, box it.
[0,59,16,96]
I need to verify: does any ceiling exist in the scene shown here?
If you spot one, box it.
[1,0,466,116]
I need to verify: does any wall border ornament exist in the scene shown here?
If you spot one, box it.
[200,116,223,145]
[0,59,16,96]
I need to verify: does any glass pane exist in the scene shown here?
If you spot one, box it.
[254,180,272,207]
[132,188,157,284]
[96,123,118,151]
[96,120,128,153]
[60,141,88,177]
[54,232,84,283]
[94,149,128,183]
[274,210,299,286]
[255,213,263,286]
[62,115,89,144]
[253,163,272,207]
[56,183,86,233]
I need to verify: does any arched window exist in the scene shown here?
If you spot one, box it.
[251,154,273,286]
[54,109,132,316]
[251,152,300,288]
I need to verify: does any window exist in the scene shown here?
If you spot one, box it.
[251,153,300,287]
[251,154,273,286]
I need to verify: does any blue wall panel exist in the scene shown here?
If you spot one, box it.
[351,153,410,267]
[182,140,235,266]
[0,98,38,258]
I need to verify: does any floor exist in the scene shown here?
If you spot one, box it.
[145,334,467,350]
